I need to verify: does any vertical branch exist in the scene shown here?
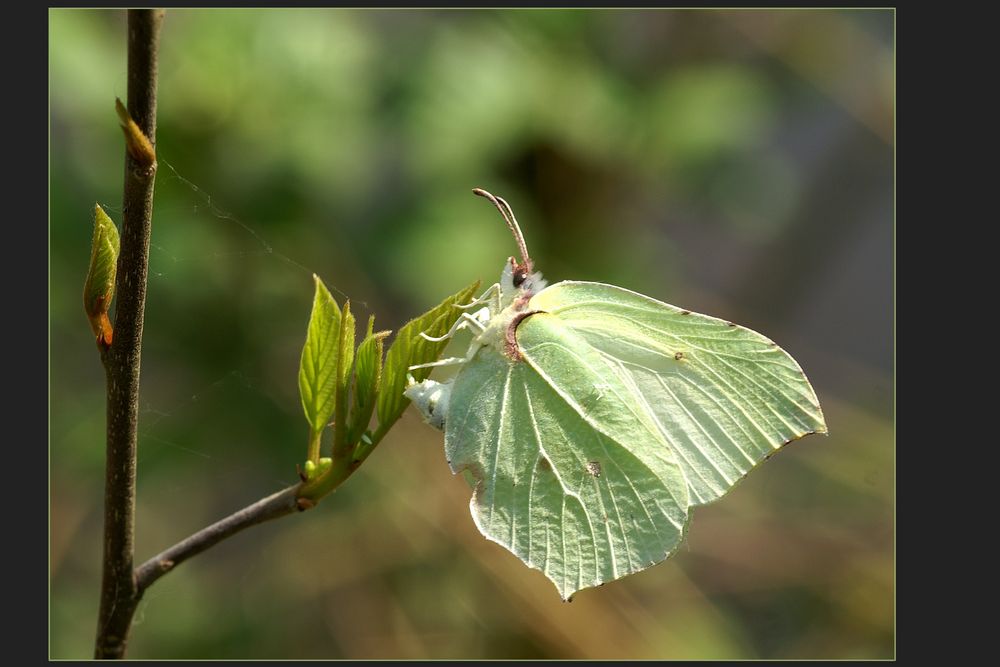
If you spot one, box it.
[95,8,164,660]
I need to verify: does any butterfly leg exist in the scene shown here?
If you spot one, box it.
[408,356,471,370]
[488,282,502,316]
[420,312,487,343]
[409,328,486,373]
[455,283,501,310]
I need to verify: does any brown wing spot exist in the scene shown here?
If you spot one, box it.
[726,321,736,327]
[586,460,602,478]
[674,351,685,361]
[537,457,552,472]
[680,309,691,315]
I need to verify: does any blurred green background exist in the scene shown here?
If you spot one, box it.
[50,8,894,659]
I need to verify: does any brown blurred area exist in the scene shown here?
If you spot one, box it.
[50,9,893,659]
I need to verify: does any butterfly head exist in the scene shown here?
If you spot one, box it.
[511,256,547,295]
[474,188,548,303]
[500,256,547,307]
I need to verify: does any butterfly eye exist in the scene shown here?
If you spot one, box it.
[512,263,529,288]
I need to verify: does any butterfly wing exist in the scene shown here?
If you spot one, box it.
[445,313,690,600]
[530,281,828,506]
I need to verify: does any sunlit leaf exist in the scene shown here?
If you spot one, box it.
[332,301,356,455]
[298,275,342,434]
[375,280,480,436]
[348,315,389,446]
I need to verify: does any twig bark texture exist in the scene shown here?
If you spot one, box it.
[90,10,366,658]
[94,9,164,659]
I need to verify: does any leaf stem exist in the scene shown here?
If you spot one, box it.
[298,436,375,502]
[307,428,322,464]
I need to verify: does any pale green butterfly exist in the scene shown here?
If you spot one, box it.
[405,189,827,600]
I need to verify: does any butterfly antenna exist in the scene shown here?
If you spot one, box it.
[495,195,529,265]
[472,188,531,269]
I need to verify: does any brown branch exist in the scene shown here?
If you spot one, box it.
[94,9,164,660]
[132,461,375,598]
[88,9,394,658]
[135,486,303,593]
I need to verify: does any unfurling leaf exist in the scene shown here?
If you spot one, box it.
[298,275,342,435]
[331,301,356,457]
[348,316,390,446]
[375,280,481,437]
[115,97,156,168]
[83,204,120,346]
[299,280,482,502]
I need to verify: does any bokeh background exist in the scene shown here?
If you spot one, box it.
[50,8,894,659]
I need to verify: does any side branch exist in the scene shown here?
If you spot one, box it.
[135,486,302,593]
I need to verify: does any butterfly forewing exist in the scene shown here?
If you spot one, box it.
[530,281,828,506]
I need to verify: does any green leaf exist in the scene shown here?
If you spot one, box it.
[332,301,356,457]
[298,275,342,435]
[83,204,120,343]
[375,280,481,436]
[347,315,390,446]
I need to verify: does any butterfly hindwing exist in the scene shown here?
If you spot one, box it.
[445,311,690,600]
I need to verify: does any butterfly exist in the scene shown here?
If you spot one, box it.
[405,189,826,600]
